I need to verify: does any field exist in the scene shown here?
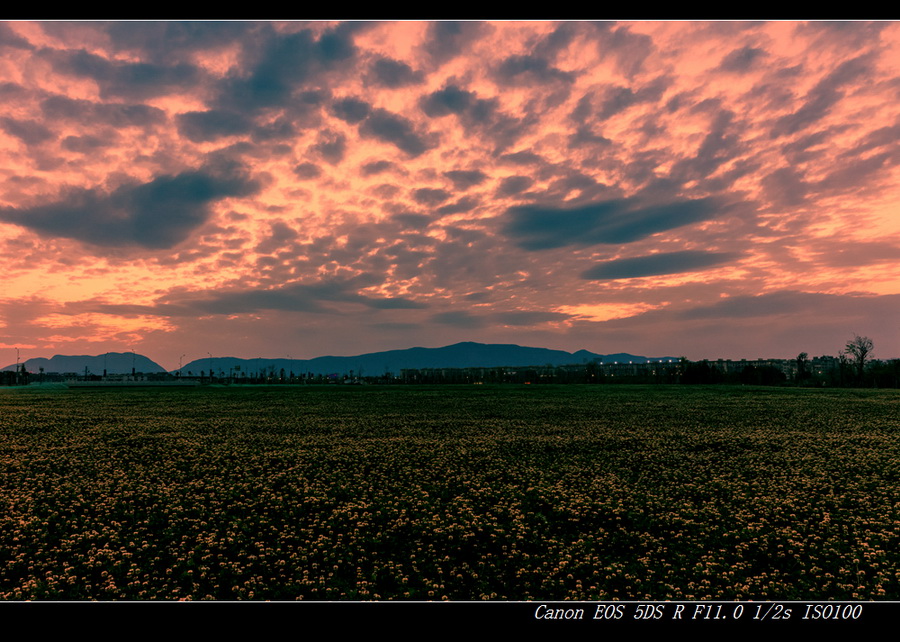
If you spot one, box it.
[0,384,898,600]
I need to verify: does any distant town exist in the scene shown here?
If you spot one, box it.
[3,338,897,388]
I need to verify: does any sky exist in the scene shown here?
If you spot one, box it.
[1,20,899,370]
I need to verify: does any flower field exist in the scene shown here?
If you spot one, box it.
[0,384,898,600]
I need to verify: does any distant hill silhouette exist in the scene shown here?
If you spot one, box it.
[4,343,677,377]
[2,352,166,375]
[178,342,677,377]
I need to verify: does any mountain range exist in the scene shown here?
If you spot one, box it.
[4,342,678,376]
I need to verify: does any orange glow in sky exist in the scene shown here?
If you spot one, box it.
[1,21,899,369]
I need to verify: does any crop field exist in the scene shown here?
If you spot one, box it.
[0,384,898,601]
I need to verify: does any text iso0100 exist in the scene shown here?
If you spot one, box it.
[802,604,863,620]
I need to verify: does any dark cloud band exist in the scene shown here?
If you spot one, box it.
[503,196,723,250]
[0,169,260,249]
[580,250,739,280]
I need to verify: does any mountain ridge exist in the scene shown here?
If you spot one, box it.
[179,342,677,376]
[1,352,167,375]
[4,342,677,376]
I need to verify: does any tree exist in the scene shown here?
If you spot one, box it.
[796,352,809,384]
[844,334,874,383]
[837,353,849,387]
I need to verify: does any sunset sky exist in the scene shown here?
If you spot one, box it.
[1,21,899,370]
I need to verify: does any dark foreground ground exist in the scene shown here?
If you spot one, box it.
[0,384,897,600]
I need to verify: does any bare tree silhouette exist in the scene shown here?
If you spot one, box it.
[844,334,874,384]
